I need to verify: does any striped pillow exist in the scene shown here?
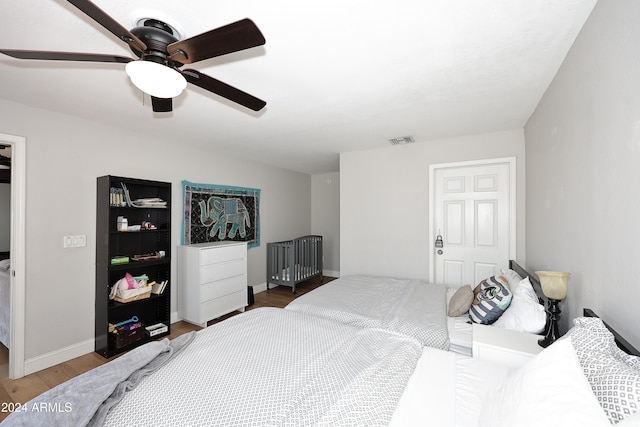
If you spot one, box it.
[469,275,512,324]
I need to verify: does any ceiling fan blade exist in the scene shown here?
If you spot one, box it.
[151,97,173,113]
[183,69,266,111]
[66,0,147,52]
[168,19,265,64]
[0,49,132,63]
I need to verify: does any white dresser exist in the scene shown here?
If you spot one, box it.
[178,241,248,327]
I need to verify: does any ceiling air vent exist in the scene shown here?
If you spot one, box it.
[388,136,415,145]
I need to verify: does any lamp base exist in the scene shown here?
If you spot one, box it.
[538,298,562,348]
[538,336,555,348]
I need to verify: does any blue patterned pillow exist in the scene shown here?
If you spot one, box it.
[469,275,512,324]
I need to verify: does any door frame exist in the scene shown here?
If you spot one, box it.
[428,157,517,283]
[2,132,26,379]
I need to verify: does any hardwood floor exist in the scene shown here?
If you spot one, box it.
[0,276,333,422]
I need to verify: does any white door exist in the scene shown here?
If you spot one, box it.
[1,133,26,379]
[429,158,515,287]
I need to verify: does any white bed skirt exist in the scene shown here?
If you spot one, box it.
[390,347,511,427]
[448,315,473,356]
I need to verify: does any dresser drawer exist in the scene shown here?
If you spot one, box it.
[200,244,246,265]
[201,275,246,303]
[200,290,247,321]
[200,259,246,283]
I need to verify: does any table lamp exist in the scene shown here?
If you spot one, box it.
[535,270,571,348]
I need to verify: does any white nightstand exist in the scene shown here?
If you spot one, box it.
[472,324,543,369]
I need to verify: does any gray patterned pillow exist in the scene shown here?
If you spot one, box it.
[567,317,640,424]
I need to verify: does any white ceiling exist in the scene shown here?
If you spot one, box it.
[0,0,597,174]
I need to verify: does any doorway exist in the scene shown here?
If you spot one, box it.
[0,133,26,379]
[429,157,516,286]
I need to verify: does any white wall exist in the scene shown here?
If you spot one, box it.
[340,129,526,280]
[524,0,640,347]
[0,183,8,251]
[0,99,312,366]
[311,172,340,276]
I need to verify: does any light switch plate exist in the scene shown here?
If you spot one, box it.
[63,235,87,248]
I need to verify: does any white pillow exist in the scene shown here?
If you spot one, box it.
[0,259,9,271]
[479,338,610,427]
[500,268,523,292]
[618,411,640,426]
[492,277,546,334]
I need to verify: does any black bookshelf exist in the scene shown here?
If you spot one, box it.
[95,175,171,358]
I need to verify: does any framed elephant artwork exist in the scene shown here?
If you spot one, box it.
[182,181,260,248]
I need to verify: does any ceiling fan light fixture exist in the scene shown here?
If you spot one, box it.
[125,60,187,98]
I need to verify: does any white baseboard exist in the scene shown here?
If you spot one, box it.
[252,270,340,294]
[25,311,183,375]
[324,270,340,278]
[23,271,342,375]
[170,310,181,324]
[23,309,193,376]
[24,338,94,376]
[252,282,269,293]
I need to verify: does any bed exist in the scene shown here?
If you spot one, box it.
[284,260,547,355]
[266,235,323,293]
[0,258,10,348]
[4,307,423,426]
[284,275,450,350]
[391,308,640,427]
[4,304,639,426]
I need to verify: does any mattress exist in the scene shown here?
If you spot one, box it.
[390,346,511,427]
[104,307,423,427]
[285,275,449,349]
[272,264,302,281]
[445,285,474,355]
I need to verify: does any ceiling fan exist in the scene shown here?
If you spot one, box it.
[0,0,266,113]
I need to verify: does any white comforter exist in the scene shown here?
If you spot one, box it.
[104,307,422,427]
[285,275,450,349]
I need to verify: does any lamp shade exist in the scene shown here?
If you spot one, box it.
[535,271,570,300]
[125,60,187,99]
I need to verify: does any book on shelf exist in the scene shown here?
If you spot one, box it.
[109,187,127,207]
[151,280,168,295]
[110,256,130,265]
[145,323,168,337]
[120,183,167,208]
[132,198,167,208]
[131,251,165,261]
